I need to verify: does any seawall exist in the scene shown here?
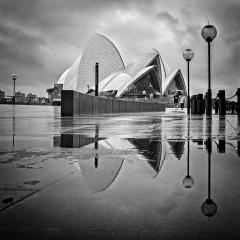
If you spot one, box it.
[61,90,166,116]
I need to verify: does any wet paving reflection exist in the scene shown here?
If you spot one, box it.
[51,116,240,221]
[0,105,240,238]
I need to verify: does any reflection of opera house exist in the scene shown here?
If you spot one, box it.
[57,34,186,99]
[54,133,185,193]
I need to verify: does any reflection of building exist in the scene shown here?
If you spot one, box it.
[54,132,165,192]
[54,134,125,193]
[168,141,185,160]
[129,139,163,173]
[53,134,104,148]
[79,156,124,193]
[55,34,186,99]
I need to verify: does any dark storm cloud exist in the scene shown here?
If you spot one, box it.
[0,0,76,95]
[156,12,179,25]
[0,0,239,96]
[0,23,44,68]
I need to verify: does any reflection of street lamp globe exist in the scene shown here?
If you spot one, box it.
[201,24,217,42]
[201,198,217,217]
[182,175,194,189]
[11,73,17,81]
[183,49,194,61]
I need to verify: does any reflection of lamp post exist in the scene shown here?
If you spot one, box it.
[182,140,194,188]
[11,73,17,104]
[201,24,217,116]
[183,49,194,115]
[12,106,15,147]
[183,116,194,188]
[201,138,217,217]
[94,125,99,168]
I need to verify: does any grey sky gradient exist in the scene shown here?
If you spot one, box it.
[0,0,239,97]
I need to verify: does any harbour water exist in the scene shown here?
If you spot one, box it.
[0,105,240,239]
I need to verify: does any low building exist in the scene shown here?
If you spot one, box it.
[53,84,63,105]
[26,93,37,103]
[46,84,63,105]
[0,90,5,99]
[38,97,47,104]
[15,91,25,103]
[46,88,54,104]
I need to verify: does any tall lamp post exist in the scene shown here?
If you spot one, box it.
[11,73,17,104]
[183,49,194,114]
[201,24,217,116]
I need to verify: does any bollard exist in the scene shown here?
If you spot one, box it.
[231,101,235,114]
[203,95,206,114]
[237,88,240,117]
[205,91,209,115]
[218,139,225,153]
[206,90,212,116]
[238,141,240,157]
[197,94,204,114]
[218,90,226,116]
[191,95,197,114]
[225,101,229,112]
[215,99,219,114]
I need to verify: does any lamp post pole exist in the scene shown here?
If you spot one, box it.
[207,41,212,116]
[183,49,194,114]
[201,24,217,116]
[95,63,99,97]
[187,60,190,114]
[11,74,17,105]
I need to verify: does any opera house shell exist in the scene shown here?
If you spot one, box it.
[57,34,186,98]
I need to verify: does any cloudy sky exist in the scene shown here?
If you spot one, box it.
[0,0,239,97]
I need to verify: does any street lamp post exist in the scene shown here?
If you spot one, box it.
[11,73,17,104]
[201,24,217,116]
[183,49,194,114]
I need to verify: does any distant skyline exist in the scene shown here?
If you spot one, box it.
[0,0,239,97]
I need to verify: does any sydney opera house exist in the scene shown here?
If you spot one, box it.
[55,34,186,100]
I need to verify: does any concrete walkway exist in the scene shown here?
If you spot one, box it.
[0,105,240,239]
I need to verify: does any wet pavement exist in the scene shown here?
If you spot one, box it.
[0,104,240,240]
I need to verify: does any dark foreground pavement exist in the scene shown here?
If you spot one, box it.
[0,105,240,239]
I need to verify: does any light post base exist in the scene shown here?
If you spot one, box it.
[13,79,16,105]
[187,95,190,114]
[206,89,212,116]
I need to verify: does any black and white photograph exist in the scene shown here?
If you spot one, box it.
[0,0,240,239]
